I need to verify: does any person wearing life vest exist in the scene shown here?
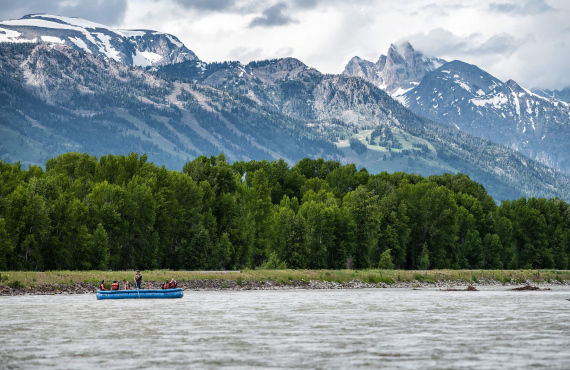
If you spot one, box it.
[162,280,169,289]
[99,280,106,290]
[111,280,120,290]
[168,279,177,289]
[134,270,143,289]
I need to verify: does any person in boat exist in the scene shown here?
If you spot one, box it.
[111,280,120,290]
[99,280,106,290]
[134,270,143,289]
[124,280,131,290]
[162,280,169,289]
[168,279,177,289]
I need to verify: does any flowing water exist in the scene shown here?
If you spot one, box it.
[1,287,569,369]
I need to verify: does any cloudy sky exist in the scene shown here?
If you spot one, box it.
[1,0,569,89]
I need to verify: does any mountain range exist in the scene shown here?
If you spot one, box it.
[0,14,200,67]
[0,14,569,201]
[343,42,570,175]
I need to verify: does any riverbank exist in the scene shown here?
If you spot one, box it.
[1,269,568,296]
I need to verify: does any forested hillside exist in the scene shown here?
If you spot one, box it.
[1,153,568,271]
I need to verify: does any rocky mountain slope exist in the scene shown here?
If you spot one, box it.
[399,60,570,174]
[158,57,570,200]
[0,43,337,169]
[532,87,570,103]
[342,42,445,96]
[0,14,200,67]
[345,42,570,175]
[1,16,569,201]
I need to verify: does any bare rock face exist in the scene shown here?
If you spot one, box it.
[342,41,445,95]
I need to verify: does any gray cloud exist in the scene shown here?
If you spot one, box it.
[489,0,552,15]
[293,0,319,8]
[249,2,297,28]
[0,0,127,25]
[406,28,527,58]
[175,0,236,11]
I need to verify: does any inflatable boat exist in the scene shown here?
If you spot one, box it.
[96,288,183,300]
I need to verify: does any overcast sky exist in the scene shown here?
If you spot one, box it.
[1,0,569,89]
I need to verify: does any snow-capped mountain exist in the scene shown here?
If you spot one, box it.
[0,14,200,67]
[158,56,570,201]
[343,41,445,96]
[1,16,569,201]
[399,60,570,174]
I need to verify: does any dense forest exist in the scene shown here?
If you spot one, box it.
[0,153,568,271]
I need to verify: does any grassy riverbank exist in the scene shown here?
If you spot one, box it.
[1,269,569,288]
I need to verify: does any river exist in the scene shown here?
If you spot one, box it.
[1,287,569,369]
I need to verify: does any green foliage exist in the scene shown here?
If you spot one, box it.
[418,243,430,270]
[0,153,568,271]
[7,279,24,289]
[413,273,435,283]
[260,252,287,270]
[378,249,395,269]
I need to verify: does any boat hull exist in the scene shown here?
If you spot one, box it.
[96,288,183,300]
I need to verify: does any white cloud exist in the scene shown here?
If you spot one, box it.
[115,0,570,89]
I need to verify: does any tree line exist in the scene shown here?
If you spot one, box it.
[0,153,568,271]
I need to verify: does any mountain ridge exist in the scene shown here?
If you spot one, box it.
[1,16,569,201]
[344,43,570,175]
[0,14,201,67]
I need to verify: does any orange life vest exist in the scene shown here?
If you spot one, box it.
[162,283,169,289]
[111,282,119,290]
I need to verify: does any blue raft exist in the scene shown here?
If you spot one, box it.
[96,288,183,300]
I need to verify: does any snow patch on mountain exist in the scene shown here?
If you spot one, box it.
[0,14,200,67]
[400,59,570,174]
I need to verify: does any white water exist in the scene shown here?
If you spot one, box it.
[1,288,569,369]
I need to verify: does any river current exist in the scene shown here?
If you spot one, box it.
[1,287,569,369]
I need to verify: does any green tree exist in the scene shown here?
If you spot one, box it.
[0,218,12,270]
[378,248,395,269]
[91,223,109,270]
[5,181,50,270]
[342,186,380,268]
[418,243,430,270]
[249,169,273,267]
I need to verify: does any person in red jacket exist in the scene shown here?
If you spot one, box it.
[99,280,106,290]
[162,280,169,289]
[111,281,120,290]
[168,279,177,289]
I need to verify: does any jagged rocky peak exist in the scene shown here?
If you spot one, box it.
[0,14,200,67]
[504,79,528,94]
[344,56,375,79]
[342,40,445,96]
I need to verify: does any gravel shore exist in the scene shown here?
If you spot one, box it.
[1,278,568,296]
